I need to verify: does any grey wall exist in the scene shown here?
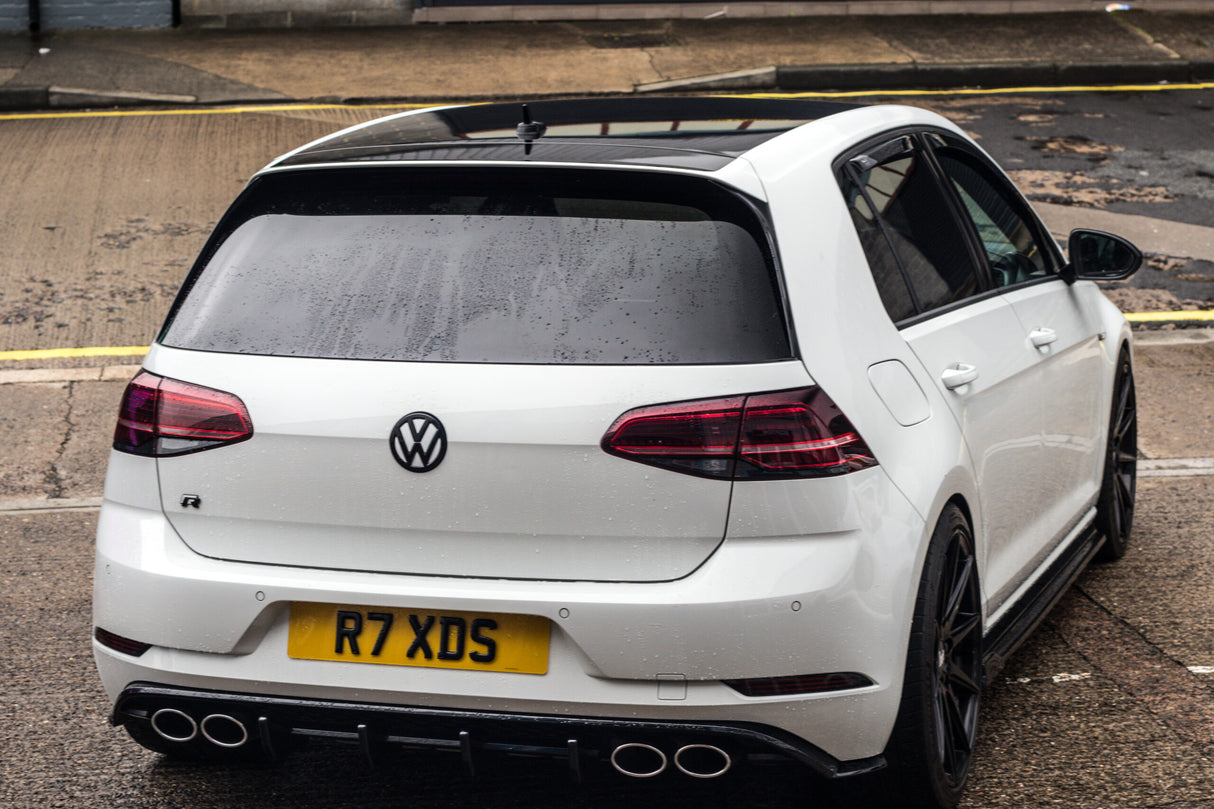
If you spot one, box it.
[179,0,409,27]
[0,0,171,30]
[0,0,28,30]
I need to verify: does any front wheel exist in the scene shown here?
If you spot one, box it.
[880,504,983,809]
[1094,347,1137,562]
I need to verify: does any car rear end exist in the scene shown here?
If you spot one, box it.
[94,129,926,778]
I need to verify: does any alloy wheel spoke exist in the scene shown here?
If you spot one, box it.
[941,684,974,759]
[1116,405,1136,442]
[948,661,981,697]
[948,610,981,648]
[942,554,974,632]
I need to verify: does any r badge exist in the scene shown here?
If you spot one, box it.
[390,412,447,473]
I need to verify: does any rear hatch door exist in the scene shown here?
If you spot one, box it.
[153,351,811,582]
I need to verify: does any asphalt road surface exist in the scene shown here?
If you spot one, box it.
[2,88,1214,808]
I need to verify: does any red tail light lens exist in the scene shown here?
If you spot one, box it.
[599,396,745,479]
[736,388,877,478]
[602,387,876,480]
[114,370,253,457]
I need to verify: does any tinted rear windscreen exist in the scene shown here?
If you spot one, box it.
[161,168,790,364]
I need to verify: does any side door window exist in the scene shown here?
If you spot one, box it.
[929,138,1058,288]
[842,136,984,322]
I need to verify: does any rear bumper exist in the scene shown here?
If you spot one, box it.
[113,682,885,779]
[94,456,929,763]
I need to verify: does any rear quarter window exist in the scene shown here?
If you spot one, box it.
[161,168,791,365]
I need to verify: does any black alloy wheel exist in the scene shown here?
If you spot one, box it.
[1095,348,1137,562]
[877,504,983,809]
[930,515,983,790]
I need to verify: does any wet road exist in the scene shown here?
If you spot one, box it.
[2,89,1214,808]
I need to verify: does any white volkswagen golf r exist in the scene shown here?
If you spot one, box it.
[92,97,1141,808]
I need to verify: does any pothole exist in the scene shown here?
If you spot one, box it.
[1022,134,1124,161]
[1006,169,1175,207]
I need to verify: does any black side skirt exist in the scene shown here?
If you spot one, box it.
[981,519,1105,683]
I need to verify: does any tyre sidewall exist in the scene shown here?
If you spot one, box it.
[882,504,980,809]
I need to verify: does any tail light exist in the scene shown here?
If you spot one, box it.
[601,387,876,480]
[113,370,253,457]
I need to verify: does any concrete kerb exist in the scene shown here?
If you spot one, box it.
[0,85,48,110]
[769,60,1204,94]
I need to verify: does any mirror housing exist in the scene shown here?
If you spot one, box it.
[1062,229,1143,285]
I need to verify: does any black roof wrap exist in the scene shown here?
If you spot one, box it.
[277,97,860,171]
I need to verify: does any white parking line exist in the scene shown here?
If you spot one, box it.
[1139,458,1214,478]
[0,497,103,514]
[1008,672,1093,685]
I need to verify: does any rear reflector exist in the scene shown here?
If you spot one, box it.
[94,627,152,657]
[724,672,874,697]
[601,387,876,480]
[114,370,253,457]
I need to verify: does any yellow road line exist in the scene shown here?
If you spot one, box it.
[1125,310,1214,323]
[0,101,432,122]
[741,81,1214,100]
[2,315,1212,362]
[0,346,148,362]
[2,81,1214,122]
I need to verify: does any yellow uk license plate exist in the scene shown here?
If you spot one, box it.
[288,602,550,675]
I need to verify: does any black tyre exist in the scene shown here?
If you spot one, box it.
[881,504,983,809]
[1094,347,1137,562]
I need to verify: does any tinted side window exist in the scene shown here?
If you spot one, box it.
[161,169,791,366]
[843,177,916,322]
[935,150,1052,288]
[845,142,982,319]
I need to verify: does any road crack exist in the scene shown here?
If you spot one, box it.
[42,380,76,500]
[1049,586,1214,760]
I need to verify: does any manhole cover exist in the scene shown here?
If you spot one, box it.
[584,32,679,49]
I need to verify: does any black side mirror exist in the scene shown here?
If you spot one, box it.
[1062,229,1142,285]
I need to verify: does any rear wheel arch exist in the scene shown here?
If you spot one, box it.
[842,502,983,809]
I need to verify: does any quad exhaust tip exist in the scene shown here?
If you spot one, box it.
[201,714,249,748]
[611,742,731,779]
[150,708,198,743]
[144,706,731,779]
[150,709,249,748]
[674,743,733,779]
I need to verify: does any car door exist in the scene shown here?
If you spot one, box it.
[926,134,1107,607]
[840,132,1049,615]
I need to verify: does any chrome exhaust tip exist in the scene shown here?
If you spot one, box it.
[610,743,668,778]
[674,744,732,778]
[150,708,198,743]
[201,714,249,748]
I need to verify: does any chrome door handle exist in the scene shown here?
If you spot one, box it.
[941,363,979,390]
[1029,327,1057,348]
